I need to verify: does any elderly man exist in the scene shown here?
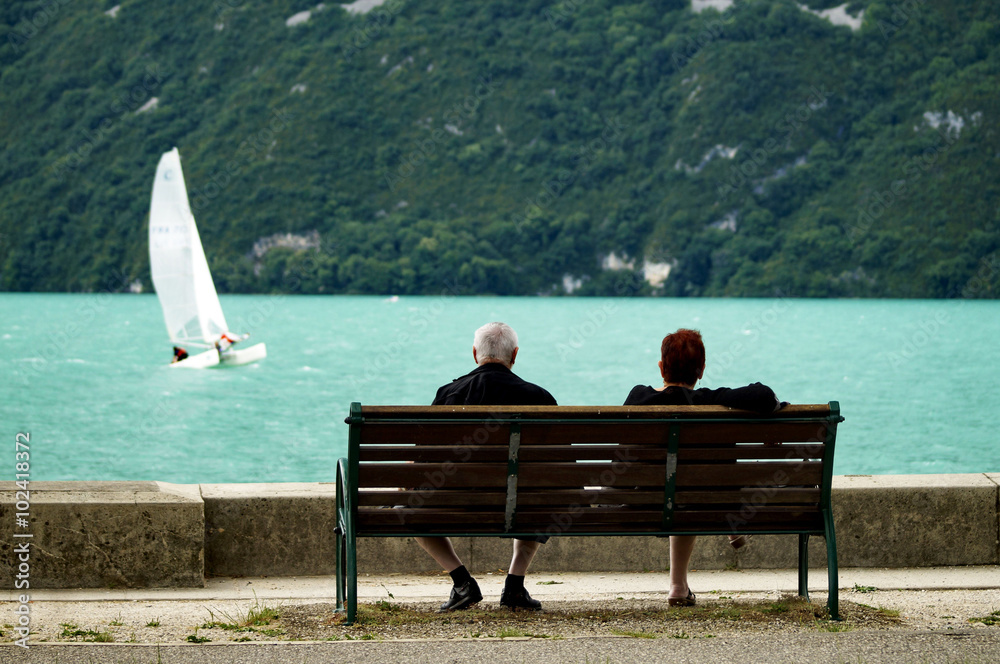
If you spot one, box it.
[418,321,556,612]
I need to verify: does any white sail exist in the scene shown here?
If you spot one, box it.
[149,148,229,346]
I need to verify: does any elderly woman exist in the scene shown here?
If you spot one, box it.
[623,328,785,607]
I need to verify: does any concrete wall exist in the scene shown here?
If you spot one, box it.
[0,481,203,589]
[2,474,998,588]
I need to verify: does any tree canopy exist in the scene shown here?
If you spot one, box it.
[1,0,998,297]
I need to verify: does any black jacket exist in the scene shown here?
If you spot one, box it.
[623,382,780,413]
[433,363,557,406]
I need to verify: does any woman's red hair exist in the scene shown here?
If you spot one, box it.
[660,328,705,385]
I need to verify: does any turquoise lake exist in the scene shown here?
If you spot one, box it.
[3,293,998,483]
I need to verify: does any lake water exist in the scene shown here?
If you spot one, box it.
[3,293,998,483]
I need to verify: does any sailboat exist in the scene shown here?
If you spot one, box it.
[148,147,267,368]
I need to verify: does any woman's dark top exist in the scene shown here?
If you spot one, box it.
[623,382,781,413]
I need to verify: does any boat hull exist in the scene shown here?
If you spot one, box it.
[220,342,267,366]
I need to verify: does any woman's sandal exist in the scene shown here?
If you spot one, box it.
[668,589,696,607]
[729,534,752,550]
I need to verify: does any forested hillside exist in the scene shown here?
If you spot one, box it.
[2,0,998,296]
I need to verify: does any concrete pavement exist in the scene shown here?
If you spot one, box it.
[4,566,1000,663]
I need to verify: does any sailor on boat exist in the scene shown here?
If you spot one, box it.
[214,332,248,356]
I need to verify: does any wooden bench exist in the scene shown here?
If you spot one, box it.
[336,401,844,624]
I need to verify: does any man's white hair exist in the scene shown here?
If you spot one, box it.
[474,322,518,365]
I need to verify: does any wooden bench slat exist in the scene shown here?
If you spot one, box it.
[359,446,508,462]
[517,421,829,446]
[677,422,830,444]
[356,462,822,490]
[358,489,658,507]
[681,444,825,461]
[360,423,512,446]
[357,488,820,509]
[517,463,664,487]
[357,490,508,506]
[676,462,823,487]
[676,487,821,505]
[520,446,665,462]
[357,463,507,488]
[673,510,824,529]
[514,489,662,506]
[363,445,828,464]
[360,512,823,533]
[512,461,823,488]
[358,510,505,527]
[520,424,669,445]
[358,443,826,463]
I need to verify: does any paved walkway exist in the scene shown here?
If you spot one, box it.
[12,565,998,603]
[5,566,1000,663]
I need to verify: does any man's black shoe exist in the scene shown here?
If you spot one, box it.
[500,586,542,610]
[438,579,483,612]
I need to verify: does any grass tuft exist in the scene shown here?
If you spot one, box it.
[610,629,658,639]
[202,592,283,635]
[969,610,1000,626]
[490,627,553,639]
[59,623,115,642]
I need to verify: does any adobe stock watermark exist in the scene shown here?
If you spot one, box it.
[846,125,959,241]
[511,116,626,233]
[876,0,927,40]
[341,0,406,62]
[189,109,294,213]
[554,250,670,362]
[532,447,639,539]
[213,0,244,20]
[389,416,640,537]
[716,86,830,200]
[222,242,323,339]
[13,431,33,649]
[21,269,135,386]
[724,438,825,536]
[880,253,999,370]
[347,277,468,392]
[542,0,589,28]
[383,75,500,192]
[6,0,73,54]
[555,301,620,362]
[48,64,167,181]
[702,292,792,384]
[669,2,745,71]
[395,416,504,519]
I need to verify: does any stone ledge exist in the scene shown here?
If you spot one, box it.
[0,481,204,589]
[201,483,338,577]
[2,474,997,588]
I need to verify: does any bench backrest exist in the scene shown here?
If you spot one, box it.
[344,403,843,538]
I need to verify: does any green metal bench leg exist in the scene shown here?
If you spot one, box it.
[335,524,344,611]
[335,459,356,623]
[825,510,840,621]
[797,533,809,600]
[335,461,346,614]
[346,522,357,625]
